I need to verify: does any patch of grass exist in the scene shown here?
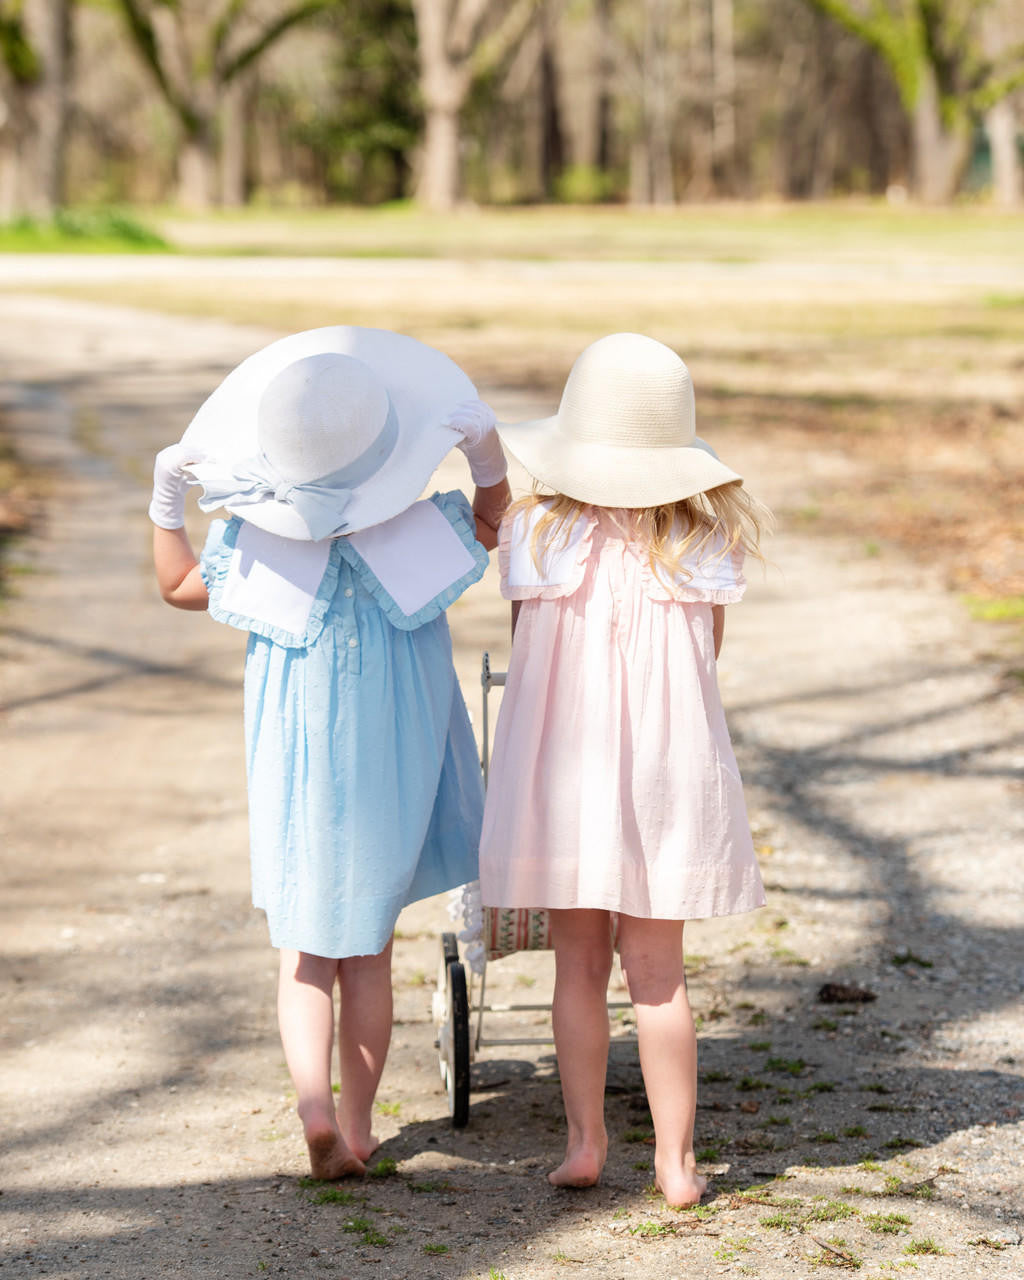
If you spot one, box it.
[633,1159,652,1171]
[903,1239,942,1255]
[747,1011,768,1026]
[696,1146,720,1162]
[621,1126,655,1143]
[375,1100,401,1116]
[760,1211,797,1229]
[859,1083,891,1095]
[702,1069,732,1083]
[858,1158,883,1172]
[802,1081,837,1095]
[0,208,169,252]
[628,1220,675,1237]
[765,1057,807,1076]
[963,594,1024,621]
[369,1157,398,1177]
[342,1217,389,1246]
[812,1131,840,1144]
[770,945,810,966]
[865,1212,911,1234]
[890,951,933,968]
[748,1040,772,1051]
[883,1137,923,1151]
[737,1076,771,1091]
[311,1186,359,1205]
[423,1242,449,1255]
[813,1017,839,1031]
[806,1200,857,1223]
[767,1114,792,1126]
[844,1125,869,1138]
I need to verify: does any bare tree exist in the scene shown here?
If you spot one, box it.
[112,0,330,209]
[0,0,71,219]
[410,0,541,210]
[802,0,1024,202]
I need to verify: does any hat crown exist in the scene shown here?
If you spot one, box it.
[557,333,696,449]
[257,352,391,484]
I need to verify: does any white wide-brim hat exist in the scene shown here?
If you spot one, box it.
[180,326,476,538]
[496,332,741,508]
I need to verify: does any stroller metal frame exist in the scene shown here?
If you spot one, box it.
[433,653,634,1127]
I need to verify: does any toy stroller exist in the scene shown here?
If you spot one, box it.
[433,653,632,1127]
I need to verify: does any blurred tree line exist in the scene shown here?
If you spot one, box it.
[1,0,1022,218]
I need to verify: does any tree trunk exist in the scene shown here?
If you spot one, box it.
[412,0,471,210]
[177,123,216,210]
[686,0,713,199]
[418,103,461,210]
[592,0,613,172]
[710,0,735,191]
[911,64,970,203]
[640,0,674,205]
[986,98,1022,207]
[220,75,252,208]
[2,0,72,218]
[538,4,565,198]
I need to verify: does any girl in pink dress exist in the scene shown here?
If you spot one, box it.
[479,332,769,1207]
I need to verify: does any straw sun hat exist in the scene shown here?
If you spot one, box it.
[496,332,741,508]
[180,326,478,539]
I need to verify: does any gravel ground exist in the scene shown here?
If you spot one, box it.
[0,286,1021,1280]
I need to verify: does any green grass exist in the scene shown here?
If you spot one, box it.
[904,1238,943,1255]
[865,1212,912,1234]
[0,208,169,252]
[806,1200,857,1223]
[310,1186,358,1205]
[760,1211,797,1229]
[423,1243,449,1255]
[963,595,1024,622]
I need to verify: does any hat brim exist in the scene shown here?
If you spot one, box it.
[180,326,475,537]
[497,417,742,508]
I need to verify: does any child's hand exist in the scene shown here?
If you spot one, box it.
[149,443,205,529]
[447,399,508,487]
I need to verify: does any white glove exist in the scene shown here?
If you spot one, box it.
[148,443,203,529]
[447,398,508,487]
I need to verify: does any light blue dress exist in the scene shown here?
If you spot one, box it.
[200,490,487,958]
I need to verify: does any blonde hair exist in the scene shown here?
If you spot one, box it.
[509,482,771,582]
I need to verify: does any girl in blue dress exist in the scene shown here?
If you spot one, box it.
[148,327,508,1179]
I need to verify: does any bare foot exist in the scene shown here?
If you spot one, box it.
[655,1156,707,1208]
[305,1125,365,1181]
[344,1129,381,1164]
[336,1107,380,1164]
[548,1142,607,1189]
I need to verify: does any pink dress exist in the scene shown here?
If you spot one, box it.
[478,503,765,920]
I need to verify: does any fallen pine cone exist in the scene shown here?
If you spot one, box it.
[817,982,877,1004]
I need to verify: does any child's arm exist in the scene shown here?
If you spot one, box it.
[450,398,509,551]
[712,605,725,658]
[153,526,209,610]
[149,443,210,611]
[472,478,511,551]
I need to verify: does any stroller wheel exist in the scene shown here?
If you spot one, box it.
[434,935,471,1128]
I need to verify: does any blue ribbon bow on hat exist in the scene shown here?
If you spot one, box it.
[193,397,401,542]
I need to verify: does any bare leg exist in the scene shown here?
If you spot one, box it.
[617,916,706,1208]
[547,909,614,1188]
[336,936,394,1162]
[277,949,365,1179]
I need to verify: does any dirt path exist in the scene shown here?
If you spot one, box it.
[0,290,1021,1280]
